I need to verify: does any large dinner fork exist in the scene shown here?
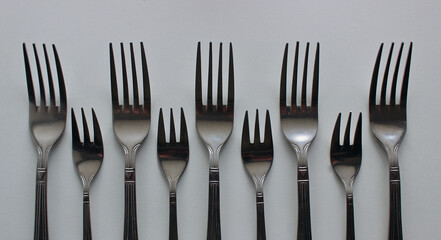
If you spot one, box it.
[241,110,273,240]
[280,42,319,240]
[110,42,151,240]
[195,42,234,240]
[369,42,412,240]
[24,44,67,240]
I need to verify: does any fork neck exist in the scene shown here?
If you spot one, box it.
[208,146,221,169]
[384,145,400,168]
[292,144,310,168]
[36,147,51,169]
[123,145,140,168]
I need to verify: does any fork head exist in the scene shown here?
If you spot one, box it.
[72,108,104,192]
[195,42,234,154]
[157,108,189,191]
[280,42,319,151]
[369,43,412,150]
[241,110,273,192]
[24,43,67,154]
[330,113,362,191]
[110,42,151,151]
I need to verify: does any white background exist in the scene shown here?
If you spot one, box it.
[1,0,440,239]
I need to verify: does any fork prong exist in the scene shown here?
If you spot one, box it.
[242,111,251,147]
[301,43,310,109]
[207,43,213,109]
[180,108,189,146]
[227,43,234,112]
[33,44,46,108]
[23,44,36,107]
[130,43,140,110]
[120,43,130,110]
[400,42,413,107]
[264,110,273,145]
[217,43,223,109]
[110,43,120,109]
[71,108,82,148]
[343,112,352,147]
[291,42,299,108]
[354,113,362,148]
[390,43,404,106]
[331,113,342,151]
[52,44,67,112]
[196,42,203,111]
[81,108,91,145]
[92,109,103,148]
[254,109,260,144]
[43,44,56,108]
[311,43,320,110]
[369,44,384,107]
[169,109,177,144]
[158,108,166,144]
[280,43,288,109]
[380,43,394,107]
[140,42,151,113]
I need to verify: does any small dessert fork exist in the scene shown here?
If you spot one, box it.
[241,110,273,240]
[23,43,67,240]
[72,108,104,240]
[330,113,362,240]
[157,108,189,240]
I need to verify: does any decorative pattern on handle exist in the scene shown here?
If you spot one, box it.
[389,167,402,240]
[169,192,178,240]
[207,168,221,240]
[297,167,312,240]
[256,192,266,240]
[346,195,355,240]
[34,181,48,240]
[124,169,138,240]
[83,193,92,240]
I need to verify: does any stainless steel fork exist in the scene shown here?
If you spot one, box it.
[280,42,319,240]
[110,42,151,240]
[241,110,273,240]
[369,43,412,240]
[330,113,362,240]
[24,43,67,240]
[157,108,189,240]
[195,42,234,240]
[72,108,104,240]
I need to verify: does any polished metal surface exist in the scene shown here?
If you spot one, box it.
[241,110,273,240]
[157,108,189,240]
[72,108,103,240]
[369,43,412,240]
[24,43,67,240]
[330,113,362,240]
[279,42,319,240]
[195,42,234,240]
[110,42,151,240]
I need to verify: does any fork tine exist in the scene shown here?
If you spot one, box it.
[81,108,91,145]
[52,45,67,111]
[169,109,176,144]
[311,43,320,109]
[120,43,130,110]
[343,112,352,146]
[354,113,362,148]
[280,43,288,109]
[130,43,140,110]
[390,43,404,106]
[180,108,189,145]
[291,42,299,108]
[331,113,342,151]
[33,44,46,107]
[158,108,166,144]
[264,110,272,145]
[254,109,260,144]
[43,44,56,108]
[369,44,384,107]
[242,111,251,147]
[217,43,223,109]
[400,42,413,107]
[207,43,213,109]
[23,44,36,107]
[71,108,82,148]
[227,43,234,111]
[140,42,151,112]
[301,43,310,108]
[380,43,394,107]
[196,42,203,111]
[110,43,120,109]
[92,109,103,148]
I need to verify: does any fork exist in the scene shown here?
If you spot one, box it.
[279,42,319,240]
[195,42,234,240]
[24,43,67,240]
[330,113,362,240]
[157,108,189,240]
[110,42,151,240]
[369,42,412,240]
[241,110,273,240]
[72,108,104,240]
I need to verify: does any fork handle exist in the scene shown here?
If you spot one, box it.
[169,192,178,240]
[34,169,48,240]
[207,168,221,240]
[83,192,92,240]
[346,194,355,240]
[389,167,403,240]
[256,192,266,240]
[124,168,138,240]
[297,167,312,240]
